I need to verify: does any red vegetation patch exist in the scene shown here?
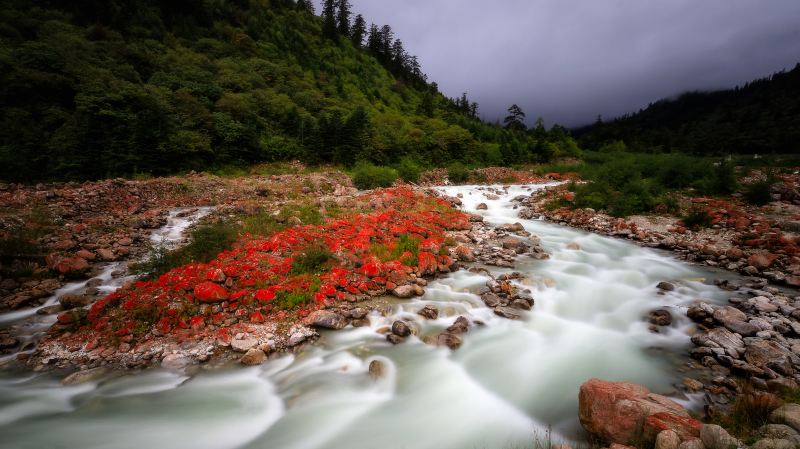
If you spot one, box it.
[79,188,469,346]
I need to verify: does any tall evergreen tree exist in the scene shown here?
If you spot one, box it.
[321,0,337,39]
[504,104,527,131]
[336,0,351,36]
[296,0,315,14]
[380,24,394,60]
[367,23,382,53]
[391,39,407,69]
[350,14,366,47]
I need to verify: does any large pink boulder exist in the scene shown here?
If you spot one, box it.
[578,378,691,445]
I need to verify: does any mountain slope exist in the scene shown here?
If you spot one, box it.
[0,0,512,181]
[576,64,800,154]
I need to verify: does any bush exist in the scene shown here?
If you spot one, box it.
[291,245,334,275]
[395,156,422,183]
[351,162,398,190]
[744,180,773,205]
[681,207,713,229]
[446,162,470,184]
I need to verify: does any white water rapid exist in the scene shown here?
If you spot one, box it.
[0,186,734,449]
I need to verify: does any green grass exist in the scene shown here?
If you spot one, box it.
[370,234,421,266]
[743,179,774,206]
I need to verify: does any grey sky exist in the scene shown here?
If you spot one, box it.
[320,0,800,127]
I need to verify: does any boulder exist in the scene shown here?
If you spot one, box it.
[476,203,488,210]
[690,327,745,358]
[193,282,229,303]
[307,310,348,330]
[752,439,796,449]
[392,285,418,299]
[700,424,741,449]
[368,360,385,379]
[657,281,676,291]
[97,248,116,261]
[770,403,800,433]
[648,309,673,326]
[749,253,778,270]
[494,306,522,320]
[446,316,470,334]
[655,430,680,449]
[758,424,800,445]
[677,440,704,449]
[386,333,404,345]
[59,293,92,310]
[417,305,439,320]
[644,412,702,442]
[240,348,267,365]
[391,320,412,337]
[231,338,258,353]
[481,292,504,308]
[429,332,463,350]
[454,245,475,262]
[713,306,747,323]
[578,378,690,445]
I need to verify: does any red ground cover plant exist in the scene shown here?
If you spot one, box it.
[81,188,469,345]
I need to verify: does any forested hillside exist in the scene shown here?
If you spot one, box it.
[577,64,800,155]
[0,0,578,182]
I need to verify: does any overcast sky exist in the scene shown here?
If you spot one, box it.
[318,0,800,127]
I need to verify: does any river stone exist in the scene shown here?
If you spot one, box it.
[750,296,779,313]
[476,203,488,210]
[368,360,385,379]
[724,319,760,337]
[231,338,258,353]
[446,316,470,334]
[690,327,744,358]
[61,367,109,385]
[287,326,315,346]
[59,293,92,310]
[429,332,463,350]
[758,424,800,445]
[655,430,680,449]
[392,285,418,298]
[240,348,266,365]
[481,292,504,307]
[417,305,439,320]
[494,306,521,320]
[161,353,193,371]
[391,320,411,337]
[770,403,800,432]
[307,310,348,329]
[678,440,704,449]
[510,297,532,310]
[713,306,748,323]
[649,309,673,326]
[700,424,741,449]
[752,439,796,449]
[386,333,404,345]
[744,340,793,374]
[657,281,676,291]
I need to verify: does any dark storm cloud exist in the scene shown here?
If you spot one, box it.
[323,0,800,127]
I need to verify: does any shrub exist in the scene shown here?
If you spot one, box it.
[291,245,334,275]
[395,156,422,183]
[351,162,398,190]
[681,207,713,229]
[446,162,470,184]
[743,180,773,205]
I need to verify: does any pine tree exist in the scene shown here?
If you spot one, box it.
[367,23,382,53]
[504,104,527,131]
[380,24,394,60]
[322,0,337,39]
[336,0,351,36]
[391,39,407,69]
[351,14,366,47]
[296,0,315,14]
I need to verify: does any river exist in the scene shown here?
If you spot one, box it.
[0,185,732,449]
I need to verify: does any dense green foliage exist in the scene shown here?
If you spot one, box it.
[577,64,800,154]
[0,0,580,182]
[568,152,737,216]
[350,162,398,189]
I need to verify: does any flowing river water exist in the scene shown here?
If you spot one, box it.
[0,185,735,449]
